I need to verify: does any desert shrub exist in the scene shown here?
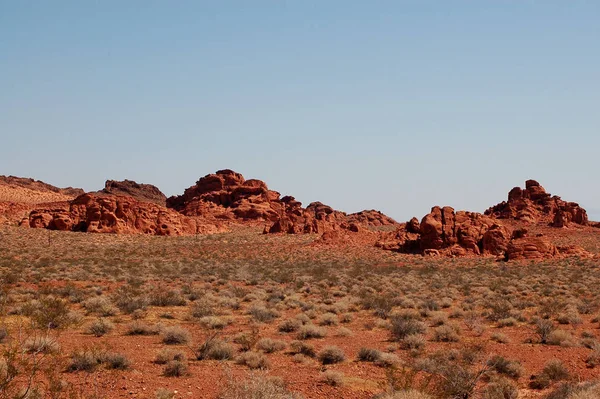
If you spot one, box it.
[278,319,302,333]
[432,325,460,342]
[196,336,234,360]
[542,360,570,381]
[289,341,316,358]
[487,355,523,379]
[585,347,600,368]
[233,329,260,352]
[23,336,60,354]
[67,349,103,372]
[86,318,114,337]
[336,327,353,337]
[296,324,326,340]
[219,373,302,399]
[103,352,130,370]
[318,313,338,326]
[163,360,188,377]
[491,332,510,344]
[82,297,118,316]
[321,370,344,387]
[154,348,186,364]
[389,316,426,341]
[401,334,426,351]
[23,297,77,329]
[235,351,270,370]
[149,288,186,307]
[547,330,577,347]
[375,353,401,368]
[0,327,7,343]
[340,313,353,323]
[249,305,280,323]
[113,286,148,314]
[125,321,160,336]
[569,382,600,399]
[257,338,286,353]
[481,377,518,399]
[190,297,217,318]
[357,347,383,362]
[199,316,229,330]
[161,326,190,345]
[535,319,556,344]
[497,318,517,328]
[318,346,345,365]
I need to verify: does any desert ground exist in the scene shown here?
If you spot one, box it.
[1,173,600,399]
[1,225,600,399]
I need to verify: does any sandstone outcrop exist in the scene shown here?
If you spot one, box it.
[101,180,167,206]
[29,193,221,236]
[485,180,588,227]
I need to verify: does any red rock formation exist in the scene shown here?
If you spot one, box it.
[101,180,167,206]
[506,236,558,260]
[29,193,221,236]
[346,210,398,227]
[485,180,588,227]
[418,206,497,255]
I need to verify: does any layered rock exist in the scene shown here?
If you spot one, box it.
[101,180,167,206]
[485,180,588,227]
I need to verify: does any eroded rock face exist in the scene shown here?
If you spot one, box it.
[506,236,558,260]
[346,210,398,227]
[167,170,282,222]
[29,193,220,236]
[418,206,497,255]
[485,180,588,227]
[101,180,167,206]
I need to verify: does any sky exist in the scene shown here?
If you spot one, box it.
[1,1,599,221]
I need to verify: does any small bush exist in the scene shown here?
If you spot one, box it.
[547,330,577,347]
[249,305,280,323]
[154,348,186,364]
[491,332,510,344]
[67,349,102,372]
[487,355,523,379]
[357,347,382,362]
[432,325,460,342]
[318,346,345,365]
[322,370,344,387]
[389,316,426,341]
[23,336,60,354]
[149,288,186,307]
[257,338,286,353]
[235,351,270,370]
[155,388,175,399]
[196,336,234,360]
[278,319,302,333]
[318,313,338,326]
[297,324,326,340]
[86,318,114,337]
[482,377,518,399]
[163,360,189,377]
[103,352,130,370]
[161,326,190,345]
[125,321,160,336]
[542,360,570,381]
[199,316,229,330]
[401,334,426,351]
[289,341,316,358]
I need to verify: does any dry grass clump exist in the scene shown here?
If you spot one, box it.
[321,370,344,387]
[161,326,191,345]
[432,324,460,342]
[82,296,118,316]
[289,341,316,358]
[67,348,129,372]
[256,338,286,353]
[374,390,432,399]
[86,318,114,337]
[235,351,270,370]
[481,377,518,399]
[154,348,187,364]
[389,316,426,342]
[278,319,302,333]
[317,346,345,365]
[219,373,302,399]
[296,324,326,340]
[23,336,60,354]
[529,359,570,389]
[196,336,234,360]
[248,304,280,323]
[163,360,189,377]
[486,355,523,379]
[125,321,160,336]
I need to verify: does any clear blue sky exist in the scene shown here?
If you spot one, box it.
[1,1,599,221]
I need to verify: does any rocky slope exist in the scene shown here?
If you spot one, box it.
[100,180,167,206]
